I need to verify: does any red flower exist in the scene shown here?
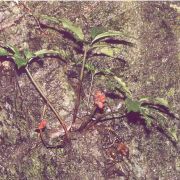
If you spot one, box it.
[38,119,47,130]
[94,90,106,109]
[117,143,129,157]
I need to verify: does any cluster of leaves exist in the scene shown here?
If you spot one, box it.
[0,15,178,144]
[113,76,178,141]
[41,15,130,58]
[0,45,67,69]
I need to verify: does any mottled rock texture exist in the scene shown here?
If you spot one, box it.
[0,1,179,180]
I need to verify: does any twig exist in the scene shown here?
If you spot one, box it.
[96,114,127,123]
[25,66,69,140]
[78,107,97,131]
[84,114,127,132]
[78,110,124,132]
[18,2,44,33]
[40,104,47,120]
[72,46,88,123]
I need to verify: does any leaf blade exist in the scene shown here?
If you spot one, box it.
[90,26,107,39]
[34,49,67,58]
[91,31,127,44]
[140,106,154,127]
[0,47,9,56]
[125,98,141,113]
[168,127,178,142]
[114,76,132,97]
[41,15,84,41]
[24,49,35,60]
[155,97,169,107]
[61,18,84,41]
[12,54,28,69]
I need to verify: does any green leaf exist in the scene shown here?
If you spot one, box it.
[0,47,9,56]
[12,54,28,69]
[41,15,84,41]
[125,98,141,113]
[85,63,96,73]
[41,15,59,23]
[61,18,84,41]
[156,111,168,125]
[90,26,107,39]
[6,45,20,55]
[5,46,28,69]
[24,49,35,60]
[168,127,178,142]
[103,68,112,75]
[91,30,127,44]
[34,49,67,58]
[140,106,150,115]
[143,115,153,127]
[139,96,150,102]
[97,47,113,57]
[93,46,121,57]
[114,76,132,97]
[167,88,175,97]
[91,42,122,57]
[155,97,169,107]
[140,107,154,127]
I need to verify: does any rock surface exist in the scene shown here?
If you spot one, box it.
[0,1,179,179]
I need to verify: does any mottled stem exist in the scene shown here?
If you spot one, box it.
[73,46,88,123]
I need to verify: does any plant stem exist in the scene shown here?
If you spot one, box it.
[25,66,69,140]
[78,111,123,131]
[78,107,97,131]
[73,46,88,123]
[40,104,47,120]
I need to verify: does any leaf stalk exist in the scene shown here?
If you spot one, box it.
[73,46,89,123]
[25,66,69,140]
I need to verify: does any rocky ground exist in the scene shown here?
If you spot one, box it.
[0,1,179,180]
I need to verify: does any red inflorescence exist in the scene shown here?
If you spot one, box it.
[94,90,106,109]
[38,119,47,130]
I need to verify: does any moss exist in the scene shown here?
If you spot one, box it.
[46,165,57,178]
[22,152,44,179]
